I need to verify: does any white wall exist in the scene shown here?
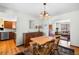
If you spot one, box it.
[16,13,28,46]
[41,18,58,36]
[53,11,79,47]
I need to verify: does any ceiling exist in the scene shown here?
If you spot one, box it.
[0,3,79,18]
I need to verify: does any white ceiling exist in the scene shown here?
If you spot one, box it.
[0,3,79,18]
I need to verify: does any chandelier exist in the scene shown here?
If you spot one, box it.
[40,3,49,19]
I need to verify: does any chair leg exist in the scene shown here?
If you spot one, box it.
[54,49,60,55]
[50,51,54,55]
[50,49,56,55]
[56,49,60,55]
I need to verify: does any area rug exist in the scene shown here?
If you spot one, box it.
[16,45,74,55]
[53,45,74,55]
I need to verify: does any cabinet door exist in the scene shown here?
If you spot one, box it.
[4,21,13,29]
[9,32,15,39]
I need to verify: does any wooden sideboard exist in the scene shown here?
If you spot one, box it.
[23,32,43,47]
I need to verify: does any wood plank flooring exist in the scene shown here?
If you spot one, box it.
[0,39,79,55]
[0,39,24,55]
[70,46,79,55]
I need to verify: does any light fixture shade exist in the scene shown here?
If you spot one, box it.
[40,3,53,20]
[40,3,49,19]
[40,11,48,17]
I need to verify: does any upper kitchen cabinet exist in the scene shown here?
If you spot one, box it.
[4,21,16,29]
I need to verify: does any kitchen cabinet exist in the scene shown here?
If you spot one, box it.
[9,32,16,39]
[4,21,12,29]
[4,21,16,29]
[0,32,16,40]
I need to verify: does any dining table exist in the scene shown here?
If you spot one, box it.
[30,36,55,45]
[29,36,56,54]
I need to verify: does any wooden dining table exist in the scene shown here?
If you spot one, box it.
[29,36,56,54]
[30,36,55,45]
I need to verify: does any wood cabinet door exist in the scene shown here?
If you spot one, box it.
[4,21,13,29]
[9,32,15,39]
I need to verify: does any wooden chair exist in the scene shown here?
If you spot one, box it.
[32,43,40,55]
[32,40,55,55]
[53,36,60,54]
[42,40,55,55]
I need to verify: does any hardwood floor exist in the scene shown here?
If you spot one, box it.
[0,39,24,55]
[0,39,79,55]
[70,45,79,55]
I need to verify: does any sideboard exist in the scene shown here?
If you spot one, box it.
[23,32,43,47]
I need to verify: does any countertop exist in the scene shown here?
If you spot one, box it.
[0,29,16,32]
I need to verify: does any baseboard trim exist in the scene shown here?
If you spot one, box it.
[70,45,79,48]
[16,44,24,47]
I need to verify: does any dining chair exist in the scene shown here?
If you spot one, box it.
[33,40,55,55]
[32,43,40,55]
[53,36,61,54]
[42,40,55,55]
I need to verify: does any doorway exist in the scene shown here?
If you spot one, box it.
[48,24,53,36]
[0,17,16,55]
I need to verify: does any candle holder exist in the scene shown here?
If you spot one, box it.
[35,25,42,32]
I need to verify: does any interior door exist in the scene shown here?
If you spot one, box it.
[48,24,53,36]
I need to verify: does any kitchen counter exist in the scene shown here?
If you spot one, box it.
[0,29,16,32]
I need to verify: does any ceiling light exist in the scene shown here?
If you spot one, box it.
[40,3,49,19]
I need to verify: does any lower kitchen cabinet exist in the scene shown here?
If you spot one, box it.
[9,32,16,39]
[0,32,16,40]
